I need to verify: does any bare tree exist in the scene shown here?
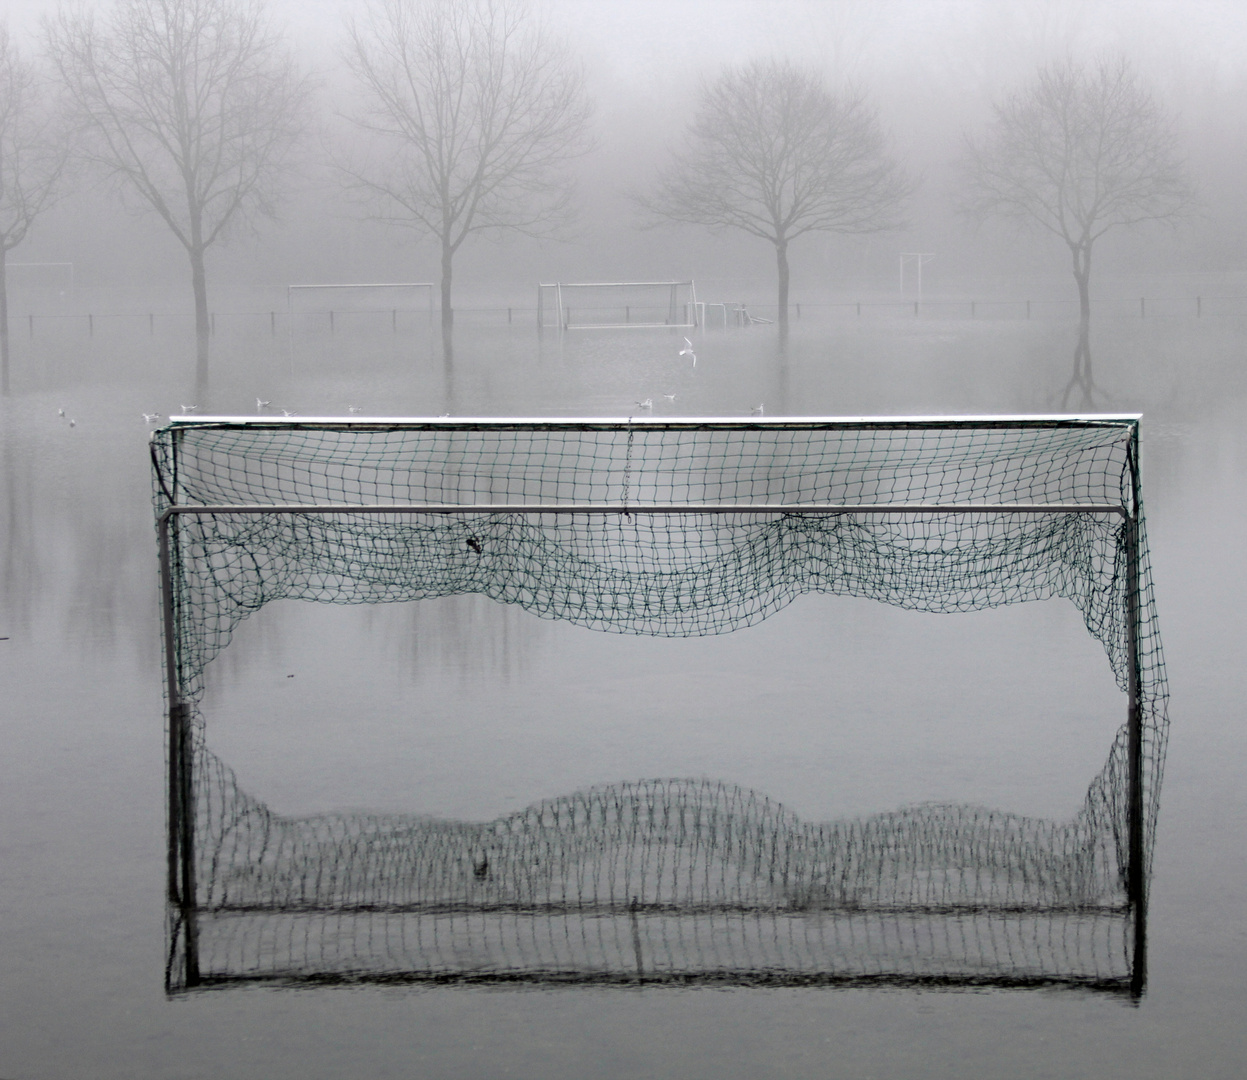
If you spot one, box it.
[341,0,593,330]
[638,59,910,333]
[959,56,1194,406]
[46,0,310,390]
[0,25,66,395]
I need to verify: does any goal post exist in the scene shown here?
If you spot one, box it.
[537,281,698,330]
[152,415,1165,995]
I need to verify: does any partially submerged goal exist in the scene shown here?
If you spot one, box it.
[537,281,698,330]
[152,415,1166,995]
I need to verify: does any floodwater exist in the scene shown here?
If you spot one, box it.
[2,303,1246,1078]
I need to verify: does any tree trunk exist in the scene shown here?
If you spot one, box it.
[440,239,454,331]
[0,248,9,396]
[1061,240,1096,409]
[190,245,209,395]
[775,239,790,334]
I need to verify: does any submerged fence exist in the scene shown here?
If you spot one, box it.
[12,293,1247,337]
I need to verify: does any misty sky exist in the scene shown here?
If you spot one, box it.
[5,0,1247,299]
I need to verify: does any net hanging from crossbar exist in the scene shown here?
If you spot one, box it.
[152,417,1167,991]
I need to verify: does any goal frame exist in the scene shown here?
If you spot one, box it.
[154,414,1151,995]
[537,280,698,330]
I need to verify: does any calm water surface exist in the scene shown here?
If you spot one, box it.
[1,309,1245,1077]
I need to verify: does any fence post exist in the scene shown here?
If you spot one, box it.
[150,313,155,335]
[392,309,397,332]
[856,302,861,316]
[1140,297,1145,319]
[88,313,93,336]
[329,310,334,335]
[1197,296,1202,318]
[914,301,919,316]
[28,314,33,339]
[271,311,276,335]
[796,303,801,319]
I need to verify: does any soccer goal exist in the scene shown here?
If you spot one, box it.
[537,281,698,330]
[286,282,435,332]
[152,415,1165,995]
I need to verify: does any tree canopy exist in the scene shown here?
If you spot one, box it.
[639,59,910,331]
[342,0,593,330]
[959,56,1194,404]
[47,0,310,389]
[0,24,65,393]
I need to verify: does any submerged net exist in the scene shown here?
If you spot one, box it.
[152,418,1166,992]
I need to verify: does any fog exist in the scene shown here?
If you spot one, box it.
[5,1,1247,1077]
[5,0,1247,312]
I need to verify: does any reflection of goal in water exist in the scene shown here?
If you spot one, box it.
[153,415,1166,996]
[537,281,698,330]
[286,282,435,334]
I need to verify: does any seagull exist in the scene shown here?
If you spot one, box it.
[662,393,676,402]
[180,404,198,413]
[281,408,296,417]
[347,405,362,413]
[68,419,76,427]
[679,337,697,367]
[751,404,765,415]
[142,413,161,423]
[256,398,271,410]
[636,397,653,409]
[57,408,65,418]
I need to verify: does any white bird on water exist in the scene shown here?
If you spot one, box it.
[142,413,161,423]
[57,407,65,418]
[281,408,296,417]
[679,337,696,367]
[180,404,198,413]
[636,397,653,409]
[751,403,765,416]
[256,398,271,410]
[662,393,676,402]
[347,405,362,413]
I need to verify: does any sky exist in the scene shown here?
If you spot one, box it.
[6,0,1247,297]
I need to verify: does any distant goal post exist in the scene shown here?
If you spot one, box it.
[537,280,698,330]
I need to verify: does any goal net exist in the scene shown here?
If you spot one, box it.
[286,282,435,332]
[152,416,1166,995]
[538,281,698,329]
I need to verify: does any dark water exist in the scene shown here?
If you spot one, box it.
[2,310,1245,1077]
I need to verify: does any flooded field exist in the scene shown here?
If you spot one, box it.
[1,304,1245,1078]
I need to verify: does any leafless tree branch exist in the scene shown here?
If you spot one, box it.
[957,56,1194,406]
[339,0,593,329]
[45,0,312,387]
[636,59,911,331]
[0,23,67,393]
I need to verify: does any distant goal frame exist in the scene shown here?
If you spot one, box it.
[152,414,1159,995]
[537,280,698,330]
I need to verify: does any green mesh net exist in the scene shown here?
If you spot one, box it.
[152,418,1166,993]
